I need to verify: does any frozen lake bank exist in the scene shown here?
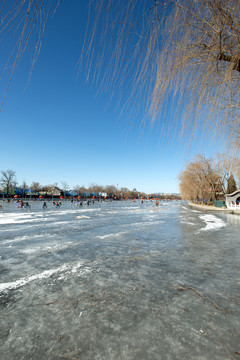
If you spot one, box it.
[188,202,240,215]
[0,200,240,359]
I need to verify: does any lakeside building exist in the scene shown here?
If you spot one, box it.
[40,185,61,197]
[225,190,240,209]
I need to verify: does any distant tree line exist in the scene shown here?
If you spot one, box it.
[0,170,150,199]
[178,154,240,204]
[0,170,182,200]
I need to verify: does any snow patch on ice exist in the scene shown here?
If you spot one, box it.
[96,232,127,239]
[181,221,195,225]
[198,214,226,232]
[0,213,44,225]
[20,242,73,254]
[75,215,91,219]
[0,261,91,293]
[1,233,56,245]
[124,207,140,210]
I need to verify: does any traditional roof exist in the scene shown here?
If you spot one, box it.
[225,189,240,197]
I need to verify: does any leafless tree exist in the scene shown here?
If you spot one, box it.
[0,169,17,195]
[104,185,117,196]
[226,173,237,194]
[2,1,240,152]
[234,164,240,185]
[61,181,69,197]
[179,153,240,202]
[30,181,41,194]
[120,187,129,197]
[211,153,240,193]
[73,185,87,196]
[20,180,28,197]
[88,183,104,196]
[83,0,240,152]
[228,156,240,186]
[0,0,60,111]
[179,159,209,203]
[73,185,81,196]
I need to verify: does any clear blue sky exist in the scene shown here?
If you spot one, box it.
[0,1,223,194]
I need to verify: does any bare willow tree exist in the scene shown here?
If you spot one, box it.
[82,0,240,151]
[178,157,212,203]
[1,1,240,151]
[179,153,239,202]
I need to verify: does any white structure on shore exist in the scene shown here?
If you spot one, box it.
[225,190,240,209]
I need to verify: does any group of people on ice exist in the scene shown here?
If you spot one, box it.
[15,200,30,209]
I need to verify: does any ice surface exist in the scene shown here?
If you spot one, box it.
[0,200,240,360]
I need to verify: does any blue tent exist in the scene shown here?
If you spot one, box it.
[66,190,77,197]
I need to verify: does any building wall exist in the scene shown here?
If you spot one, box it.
[225,190,240,208]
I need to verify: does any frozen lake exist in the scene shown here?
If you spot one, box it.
[0,200,240,360]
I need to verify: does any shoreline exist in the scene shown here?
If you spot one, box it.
[188,202,240,215]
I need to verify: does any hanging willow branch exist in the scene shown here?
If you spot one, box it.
[81,0,240,152]
[0,0,59,111]
[1,1,240,152]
